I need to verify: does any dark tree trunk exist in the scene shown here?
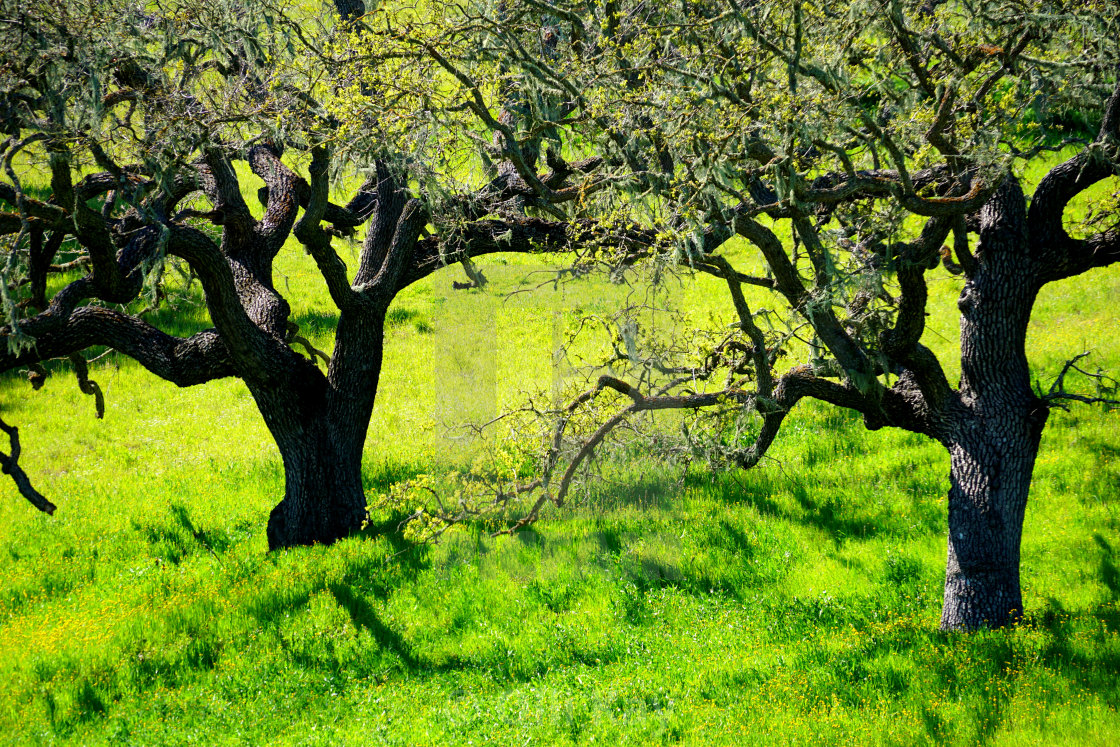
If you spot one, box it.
[939,176,1048,630]
[941,412,1045,629]
[255,312,387,551]
[265,417,368,550]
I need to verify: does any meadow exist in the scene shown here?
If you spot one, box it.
[0,145,1118,746]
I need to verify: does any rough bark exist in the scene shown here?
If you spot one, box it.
[941,419,1043,630]
[260,289,393,548]
[936,81,1120,628]
[265,416,369,550]
[939,177,1048,631]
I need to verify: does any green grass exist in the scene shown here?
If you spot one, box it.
[0,152,1118,744]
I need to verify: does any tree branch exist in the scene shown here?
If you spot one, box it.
[201,147,255,241]
[1041,351,1120,410]
[248,143,303,253]
[68,353,105,418]
[0,416,55,515]
[879,215,955,409]
[357,199,427,304]
[292,147,363,313]
[0,304,235,387]
[398,217,658,292]
[162,225,278,376]
[354,161,410,287]
[1031,76,1120,283]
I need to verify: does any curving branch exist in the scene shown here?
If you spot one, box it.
[70,173,149,302]
[161,225,278,377]
[248,143,304,253]
[355,161,411,287]
[259,174,378,231]
[702,254,775,397]
[0,305,235,387]
[0,187,66,225]
[879,215,955,410]
[290,335,330,367]
[200,147,255,240]
[1031,77,1120,283]
[292,147,364,313]
[1042,352,1120,410]
[784,218,877,380]
[68,353,105,418]
[358,199,427,305]
[495,356,935,535]
[496,375,757,535]
[0,416,55,515]
[399,216,659,292]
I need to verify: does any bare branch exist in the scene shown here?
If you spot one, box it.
[0,416,55,515]
[247,143,303,253]
[68,353,105,419]
[1031,76,1120,283]
[1042,352,1120,410]
[292,147,363,313]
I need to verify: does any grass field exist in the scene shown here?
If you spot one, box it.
[0,145,1118,745]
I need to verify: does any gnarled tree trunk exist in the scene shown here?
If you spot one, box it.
[254,312,388,551]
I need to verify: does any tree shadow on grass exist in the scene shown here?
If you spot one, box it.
[583,471,679,513]
[240,514,432,679]
[1093,533,1119,599]
[779,600,1120,746]
[289,308,339,338]
[708,471,893,545]
[327,582,420,669]
[131,503,233,566]
[320,515,629,682]
[1027,598,1120,710]
[1083,438,1120,462]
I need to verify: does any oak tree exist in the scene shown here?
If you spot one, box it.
[0,0,622,548]
[379,0,1120,631]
